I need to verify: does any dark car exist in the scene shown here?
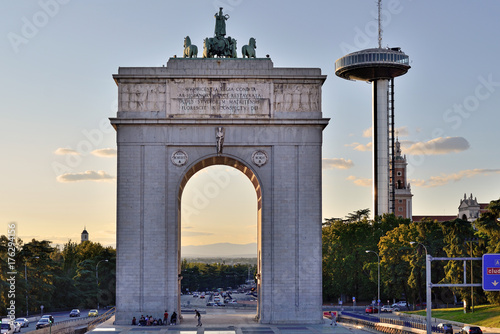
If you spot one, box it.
[458,326,482,334]
[438,323,454,334]
[35,318,51,330]
[69,309,80,317]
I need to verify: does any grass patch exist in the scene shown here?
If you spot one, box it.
[408,305,500,328]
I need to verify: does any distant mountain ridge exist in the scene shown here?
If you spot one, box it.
[182,242,257,258]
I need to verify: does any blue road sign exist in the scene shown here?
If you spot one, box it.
[483,254,500,291]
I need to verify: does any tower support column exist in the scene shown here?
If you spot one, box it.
[372,79,390,216]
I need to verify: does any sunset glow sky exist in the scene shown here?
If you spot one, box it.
[2,0,499,249]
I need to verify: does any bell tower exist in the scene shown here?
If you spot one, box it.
[391,139,413,218]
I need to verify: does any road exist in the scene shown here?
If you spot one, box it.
[15,309,100,333]
[181,292,257,309]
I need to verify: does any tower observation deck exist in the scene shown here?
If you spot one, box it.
[335,48,410,81]
[335,47,410,217]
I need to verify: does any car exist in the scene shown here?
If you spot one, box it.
[69,309,80,317]
[458,326,482,334]
[88,309,98,317]
[12,323,20,333]
[40,316,54,324]
[1,320,14,334]
[15,319,29,328]
[437,323,454,334]
[35,318,51,330]
[365,306,379,313]
[381,305,394,312]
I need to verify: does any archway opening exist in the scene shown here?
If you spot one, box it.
[178,156,261,317]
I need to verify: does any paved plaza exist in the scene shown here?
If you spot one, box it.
[90,310,372,334]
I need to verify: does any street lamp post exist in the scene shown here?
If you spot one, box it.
[96,259,109,310]
[365,250,380,313]
[410,241,430,334]
[24,256,39,317]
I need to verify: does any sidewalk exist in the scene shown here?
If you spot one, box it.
[89,312,371,334]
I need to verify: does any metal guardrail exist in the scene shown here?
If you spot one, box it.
[340,311,441,333]
[87,308,116,331]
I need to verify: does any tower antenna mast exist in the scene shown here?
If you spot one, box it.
[378,0,382,48]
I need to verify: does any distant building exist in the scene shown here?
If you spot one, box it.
[411,214,458,223]
[81,227,89,243]
[391,139,413,219]
[390,140,490,223]
[458,193,489,222]
[412,193,489,223]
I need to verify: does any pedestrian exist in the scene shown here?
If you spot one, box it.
[195,309,202,327]
[330,311,337,326]
[163,310,169,325]
[170,311,177,325]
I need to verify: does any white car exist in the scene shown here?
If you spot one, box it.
[14,319,28,329]
[1,320,14,334]
[381,305,394,312]
[12,323,20,333]
[393,301,408,307]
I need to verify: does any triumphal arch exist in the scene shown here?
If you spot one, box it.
[111,9,329,325]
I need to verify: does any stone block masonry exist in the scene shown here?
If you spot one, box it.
[111,57,329,324]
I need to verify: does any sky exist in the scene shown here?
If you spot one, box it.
[1,0,500,250]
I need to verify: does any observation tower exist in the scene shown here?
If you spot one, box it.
[335,1,410,217]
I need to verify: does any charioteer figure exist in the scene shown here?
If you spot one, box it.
[214,7,229,37]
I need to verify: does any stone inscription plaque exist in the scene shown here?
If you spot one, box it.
[170,80,270,116]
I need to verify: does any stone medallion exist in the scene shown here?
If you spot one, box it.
[252,150,268,167]
[171,150,188,166]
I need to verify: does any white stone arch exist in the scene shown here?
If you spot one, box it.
[111,58,328,325]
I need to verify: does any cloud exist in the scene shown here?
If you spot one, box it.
[323,158,354,170]
[91,148,117,157]
[347,175,371,187]
[56,170,115,183]
[410,168,500,188]
[346,142,372,152]
[362,128,372,138]
[54,148,79,155]
[404,137,470,155]
[182,231,214,237]
[396,126,409,137]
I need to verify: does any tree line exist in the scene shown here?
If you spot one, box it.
[0,238,115,316]
[322,198,500,309]
[2,198,498,315]
[180,259,256,292]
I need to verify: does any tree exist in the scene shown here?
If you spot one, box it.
[322,211,404,304]
[406,219,445,307]
[19,239,59,312]
[378,223,413,306]
[440,218,482,310]
[476,198,500,305]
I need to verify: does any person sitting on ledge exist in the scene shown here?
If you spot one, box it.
[131,317,137,325]
[170,311,177,325]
